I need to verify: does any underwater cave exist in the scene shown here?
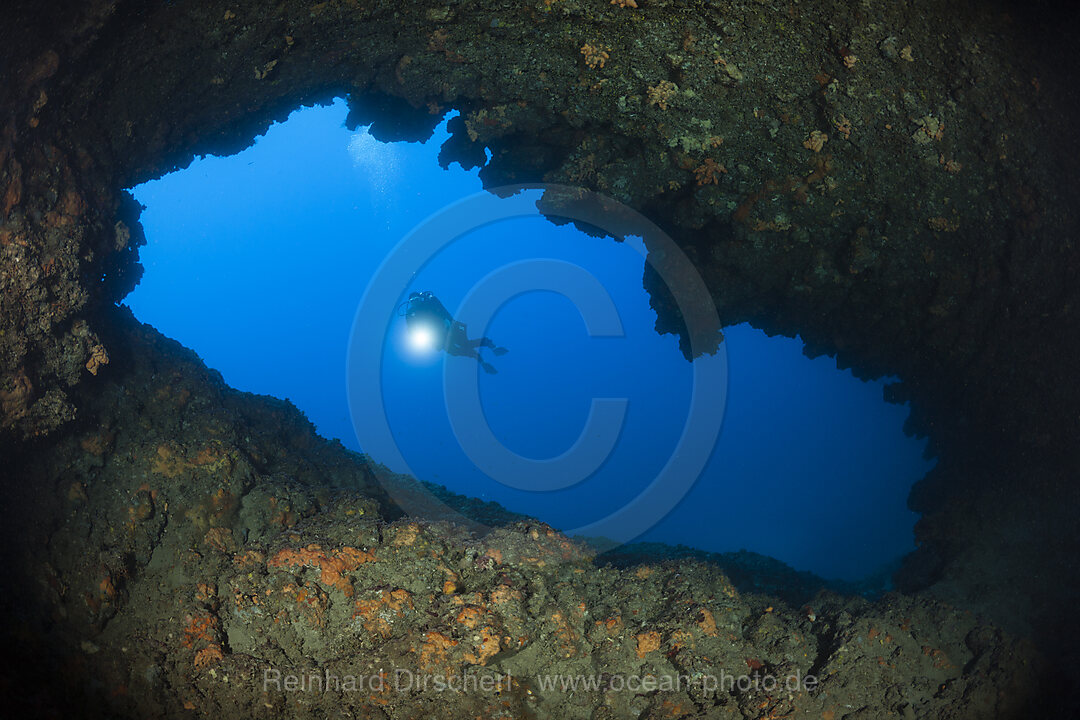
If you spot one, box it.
[2,0,1079,718]
[127,98,932,581]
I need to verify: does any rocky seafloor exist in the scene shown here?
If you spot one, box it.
[2,0,1079,717]
[1,310,1053,718]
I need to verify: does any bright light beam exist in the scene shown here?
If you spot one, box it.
[408,324,438,353]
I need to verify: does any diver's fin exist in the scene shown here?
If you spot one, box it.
[492,347,508,356]
[480,361,498,375]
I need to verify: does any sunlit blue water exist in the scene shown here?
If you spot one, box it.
[126,99,933,580]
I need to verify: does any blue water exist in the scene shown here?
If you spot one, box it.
[126,99,933,580]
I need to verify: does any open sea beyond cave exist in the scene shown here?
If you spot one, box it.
[126,99,933,581]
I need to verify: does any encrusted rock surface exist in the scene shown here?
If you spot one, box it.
[2,0,1078,716]
[1,311,1052,717]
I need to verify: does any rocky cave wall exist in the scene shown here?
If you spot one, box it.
[8,304,1054,718]
[2,0,1079,716]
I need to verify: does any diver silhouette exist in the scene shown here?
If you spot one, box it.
[402,291,508,374]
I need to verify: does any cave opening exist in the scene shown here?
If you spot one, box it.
[125,98,932,582]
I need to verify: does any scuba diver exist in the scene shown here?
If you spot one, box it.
[401,291,508,374]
